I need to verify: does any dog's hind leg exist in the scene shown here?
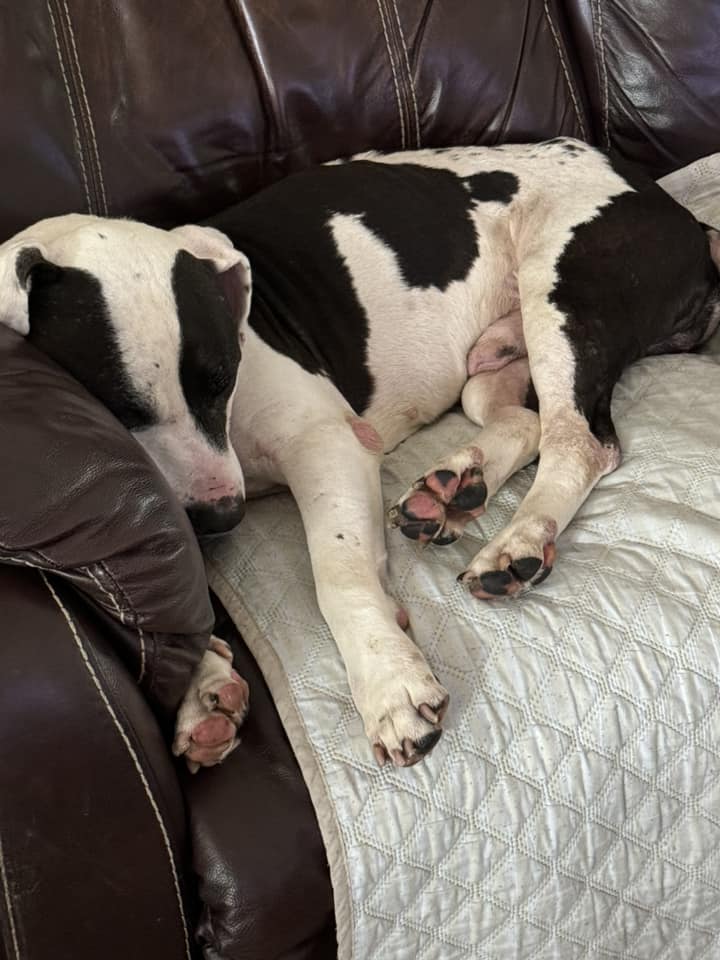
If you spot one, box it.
[276,411,449,768]
[459,276,621,599]
[389,358,540,545]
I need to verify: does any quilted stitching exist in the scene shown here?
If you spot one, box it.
[206,344,720,960]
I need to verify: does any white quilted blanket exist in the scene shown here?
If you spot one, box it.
[204,158,720,960]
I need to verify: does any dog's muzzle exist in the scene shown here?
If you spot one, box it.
[186,495,246,536]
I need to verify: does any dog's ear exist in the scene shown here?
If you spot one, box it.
[172,224,252,330]
[171,224,248,273]
[0,239,54,335]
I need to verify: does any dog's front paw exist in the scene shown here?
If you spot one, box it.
[173,636,250,773]
[458,517,557,599]
[389,451,487,546]
[355,655,449,768]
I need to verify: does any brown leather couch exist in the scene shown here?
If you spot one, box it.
[1,3,718,958]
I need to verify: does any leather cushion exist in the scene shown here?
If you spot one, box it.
[0,327,213,713]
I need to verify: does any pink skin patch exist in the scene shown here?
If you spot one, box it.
[348,416,383,454]
[466,311,526,376]
[395,606,410,630]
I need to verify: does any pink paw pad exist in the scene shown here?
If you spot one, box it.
[403,490,445,522]
[425,470,460,500]
[192,713,236,747]
[216,672,250,717]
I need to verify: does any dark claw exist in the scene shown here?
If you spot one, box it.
[431,694,450,724]
[419,703,439,724]
[510,556,542,581]
[432,530,460,546]
[391,748,407,767]
[532,565,553,586]
[414,728,443,755]
[478,570,514,595]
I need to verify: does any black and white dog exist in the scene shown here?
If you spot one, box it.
[2,140,719,770]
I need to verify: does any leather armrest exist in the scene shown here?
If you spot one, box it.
[0,565,199,960]
[0,327,212,716]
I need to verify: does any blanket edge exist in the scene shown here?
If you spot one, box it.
[205,556,354,960]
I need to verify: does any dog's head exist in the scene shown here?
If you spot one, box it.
[0,214,250,535]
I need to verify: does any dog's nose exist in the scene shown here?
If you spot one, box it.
[186,496,246,536]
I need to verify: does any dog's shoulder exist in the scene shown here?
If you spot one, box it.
[207,148,526,412]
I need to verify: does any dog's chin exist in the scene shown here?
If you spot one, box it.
[185,496,246,538]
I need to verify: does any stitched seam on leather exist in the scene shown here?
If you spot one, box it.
[97,560,148,685]
[46,0,92,211]
[594,0,611,149]
[0,835,20,960]
[83,564,126,624]
[51,0,104,213]
[542,0,589,142]
[83,564,147,684]
[0,546,60,569]
[58,0,108,214]
[228,1,280,159]
[40,571,192,960]
[388,0,421,147]
[0,550,148,686]
[375,0,407,149]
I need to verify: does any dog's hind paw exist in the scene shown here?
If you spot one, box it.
[458,518,557,599]
[173,636,250,773]
[389,450,488,547]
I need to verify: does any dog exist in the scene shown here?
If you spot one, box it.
[2,139,719,770]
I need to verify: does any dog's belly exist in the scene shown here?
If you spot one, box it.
[363,346,471,451]
[329,211,515,450]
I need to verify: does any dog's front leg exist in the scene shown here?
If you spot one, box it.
[277,415,448,768]
[173,636,250,772]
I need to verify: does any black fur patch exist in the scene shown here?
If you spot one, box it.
[209,160,519,414]
[465,171,519,204]
[27,263,156,430]
[550,178,719,442]
[172,250,241,448]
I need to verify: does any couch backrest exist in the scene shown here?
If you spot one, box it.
[1,0,718,241]
[566,0,720,178]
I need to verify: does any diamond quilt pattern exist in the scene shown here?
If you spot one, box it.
[204,164,720,960]
[205,347,720,960]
